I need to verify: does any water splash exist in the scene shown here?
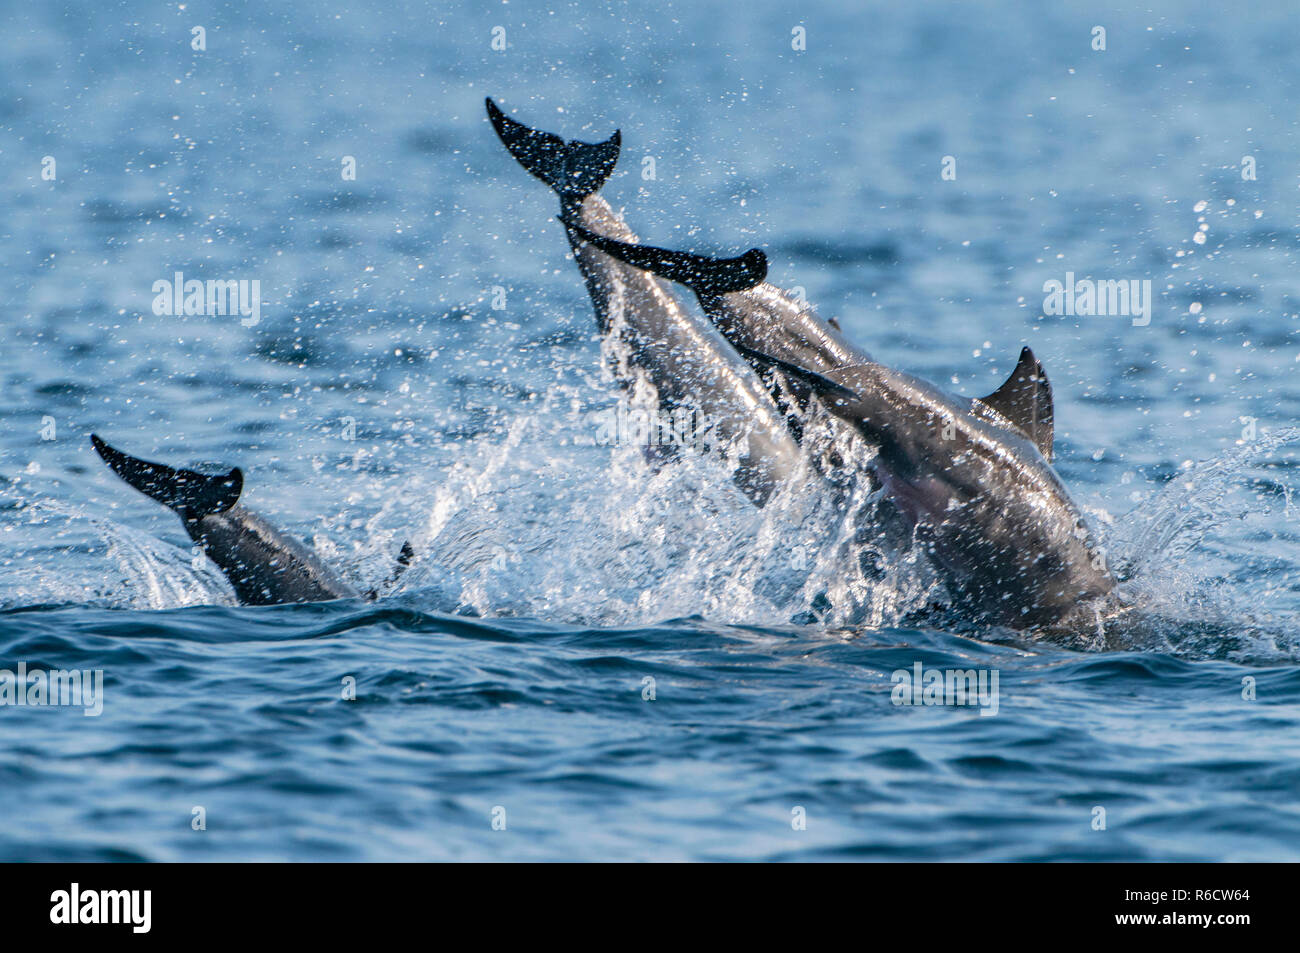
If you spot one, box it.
[0,498,235,609]
[6,405,1300,662]
[1097,426,1300,660]
[367,384,942,628]
[1115,426,1300,574]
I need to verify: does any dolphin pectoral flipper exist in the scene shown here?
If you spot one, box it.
[90,433,243,519]
[486,98,621,201]
[731,345,860,403]
[563,219,769,295]
[976,347,1055,461]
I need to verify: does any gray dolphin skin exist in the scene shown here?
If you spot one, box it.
[564,227,1114,627]
[91,434,359,605]
[485,98,805,505]
[555,217,874,428]
[555,221,871,421]
[560,227,1058,455]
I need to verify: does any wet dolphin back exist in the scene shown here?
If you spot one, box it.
[193,505,357,605]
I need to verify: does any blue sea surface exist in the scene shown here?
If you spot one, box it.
[2,0,1300,861]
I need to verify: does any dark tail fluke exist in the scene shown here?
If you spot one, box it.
[563,219,768,295]
[486,97,621,201]
[90,434,243,520]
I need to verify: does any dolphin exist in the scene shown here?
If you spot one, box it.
[564,227,1114,628]
[485,98,806,505]
[562,224,1057,450]
[554,213,874,425]
[89,434,382,605]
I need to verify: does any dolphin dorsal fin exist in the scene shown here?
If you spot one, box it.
[977,347,1054,461]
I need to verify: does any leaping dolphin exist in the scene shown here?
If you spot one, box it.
[552,214,876,435]
[90,434,384,605]
[563,226,1114,628]
[485,98,806,505]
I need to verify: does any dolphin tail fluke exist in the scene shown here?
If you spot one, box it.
[90,434,243,520]
[486,97,620,201]
[562,219,768,294]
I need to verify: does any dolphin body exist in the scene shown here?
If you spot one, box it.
[90,434,369,605]
[485,98,806,506]
[555,221,876,435]
[566,227,1115,628]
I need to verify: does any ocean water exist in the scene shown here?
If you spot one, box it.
[2,0,1300,861]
